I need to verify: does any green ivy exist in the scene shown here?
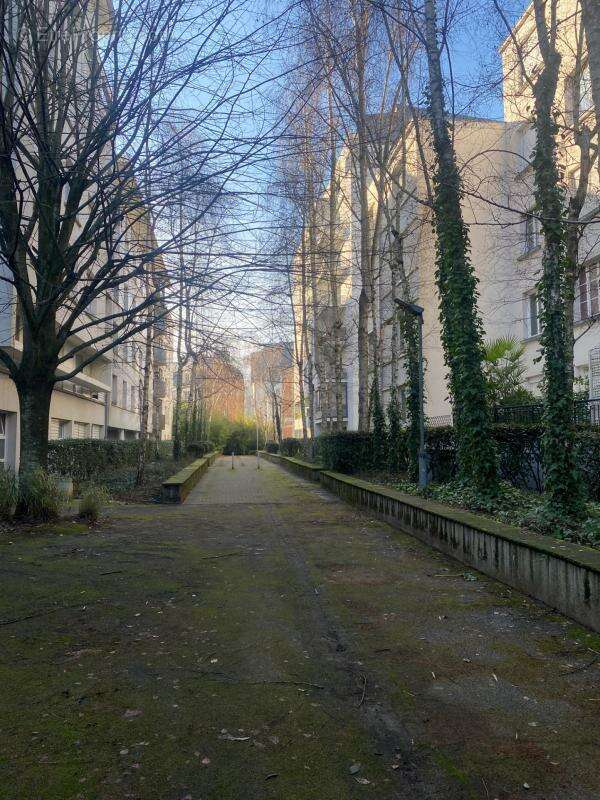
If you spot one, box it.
[531,106,586,518]
[430,120,498,496]
[399,310,421,482]
[386,388,407,474]
[369,372,387,466]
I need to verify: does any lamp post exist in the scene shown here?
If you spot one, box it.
[253,383,260,469]
[394,298,428,489]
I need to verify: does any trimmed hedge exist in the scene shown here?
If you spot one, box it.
[317,431,374,474]
[264,441,279,454]
[187,440,215,457]
[280,437,303,457]
[47,439,172,483]
[315,425,600,500]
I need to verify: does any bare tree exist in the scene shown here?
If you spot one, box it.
[0,0,268,482]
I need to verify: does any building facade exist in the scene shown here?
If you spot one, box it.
[294,0,600,435]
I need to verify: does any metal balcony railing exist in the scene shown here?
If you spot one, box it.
[493,399,600,426]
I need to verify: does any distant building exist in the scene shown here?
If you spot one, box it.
[182,356,245,423]
[245,343,293,441]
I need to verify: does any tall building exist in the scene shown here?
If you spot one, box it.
[245,344,293,441]
[0,208,174,470]
[294,0,600,435]
[181,356,245,424]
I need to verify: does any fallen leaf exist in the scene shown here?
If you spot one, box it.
[124,709,142,719]
[349,764,361,775]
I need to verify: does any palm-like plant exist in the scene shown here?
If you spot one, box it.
[483,337,529,406]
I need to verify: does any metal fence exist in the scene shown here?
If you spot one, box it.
[493,399,600,426]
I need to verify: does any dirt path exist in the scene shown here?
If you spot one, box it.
[1,456,599,800]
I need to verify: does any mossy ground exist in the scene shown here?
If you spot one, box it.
[1,457,598,799]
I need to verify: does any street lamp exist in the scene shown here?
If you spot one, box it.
[394,298,428,489]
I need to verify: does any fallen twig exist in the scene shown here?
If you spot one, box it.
[561,655,599,675]
[358,674,367,707]
[198,552,242,560]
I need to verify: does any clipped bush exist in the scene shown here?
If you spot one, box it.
[186,440,215,457]
[0,468,18,519]
[78,485,111,523]
[19,469,64,521]
[317,431,374,474]
[47,439,156,483]
[280,438,302,457]
[264,441,279,454]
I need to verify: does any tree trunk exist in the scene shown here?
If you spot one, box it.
[531,0,584,516]
[355,2,371,431]
[423,0,497,493]
[326,81,345,432]
[581,0,600,180]
[135,325,153,486]
[15,373,54,478]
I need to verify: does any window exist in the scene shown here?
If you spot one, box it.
[579,262,600,321]
[524,292,540,338]
[568,62,594,120]
[0,413,6,467]
[111,374,118,405]
[122,380,128,409]
[91,424,103,440]
[73,422,90,439]
[58,420,70,440]
[523,213,540,254]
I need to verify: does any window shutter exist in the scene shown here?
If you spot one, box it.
[589,347,600,400]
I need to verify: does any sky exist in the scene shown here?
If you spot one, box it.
[187,0,532,363]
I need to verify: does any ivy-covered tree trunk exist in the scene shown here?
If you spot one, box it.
[423,0,497,494]
[386,388,405,474]
[400,310,421,483]
[369,371,387,467]
[531,0,584,516]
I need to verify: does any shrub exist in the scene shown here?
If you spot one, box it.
[47,439,154,483]
[186,440,215,457]
[264,441,279,454]
[317,431,374,473]
[0,468,18,519]
[280,437,302,457]
[369,375,387,466]
[78,485,111,523]
[425,426,456,483]
[387,389,408,475]
[575,430,600,502]
[19,469,64,521]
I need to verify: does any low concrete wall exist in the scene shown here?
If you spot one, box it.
[260,451,323,482]
[161,451,218,503]
[319,471,600,633]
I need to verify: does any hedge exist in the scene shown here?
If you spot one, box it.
[317,431,374,474]
[280,437,303,457]
[315,425,600,500]
[47,439,172,483]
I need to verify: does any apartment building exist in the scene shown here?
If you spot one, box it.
[244,344,293,441]
[0,211,174,470]
[181,355,245,424]
[295,0,600,434]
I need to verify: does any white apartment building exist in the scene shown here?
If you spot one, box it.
[296,0,600,434]
[0,2,174,471]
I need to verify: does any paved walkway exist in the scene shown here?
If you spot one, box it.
[1,456,599,800]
